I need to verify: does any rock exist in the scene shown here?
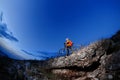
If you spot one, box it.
[47,31,120,80]
[77,52,87,59]
[108,74,113,80]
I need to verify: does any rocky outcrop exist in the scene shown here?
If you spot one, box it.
[47,31,120,80]
[50,39,111,68]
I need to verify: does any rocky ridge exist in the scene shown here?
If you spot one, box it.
[47,31,120,80]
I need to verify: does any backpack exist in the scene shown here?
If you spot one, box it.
[66,40,73,47]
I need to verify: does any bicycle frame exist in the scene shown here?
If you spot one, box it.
[58,45,80,56]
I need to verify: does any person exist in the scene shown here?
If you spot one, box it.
[64,38,73,56]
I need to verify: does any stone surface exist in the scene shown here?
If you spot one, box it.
[47,31,120,80]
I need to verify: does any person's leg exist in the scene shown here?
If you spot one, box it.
[67,46,72,56]
[69,46,72,53]
[66,47,69,56]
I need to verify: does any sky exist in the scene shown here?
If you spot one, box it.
[0,14,47,59]
[0,0,120,59]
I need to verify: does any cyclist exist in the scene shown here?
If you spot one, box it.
[64,38,73,56]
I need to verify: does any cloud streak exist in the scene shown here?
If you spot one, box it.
[0,12,18,42]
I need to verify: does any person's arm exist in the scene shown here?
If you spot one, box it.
[64,42,67,48]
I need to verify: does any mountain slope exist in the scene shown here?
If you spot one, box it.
[47,31,120,80]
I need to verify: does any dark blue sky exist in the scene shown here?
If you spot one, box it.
[0,0,120,52]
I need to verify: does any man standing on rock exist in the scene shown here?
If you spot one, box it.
[64,38,73,56]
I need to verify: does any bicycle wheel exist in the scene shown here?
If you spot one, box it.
[58,48,67,56]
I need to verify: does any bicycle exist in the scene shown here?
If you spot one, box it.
[58,45,80,57]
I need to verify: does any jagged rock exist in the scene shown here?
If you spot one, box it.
[111,30,120,43]
[49,40,107,68]
[47,30,120,80]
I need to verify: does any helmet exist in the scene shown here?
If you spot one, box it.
[66,38,69,41]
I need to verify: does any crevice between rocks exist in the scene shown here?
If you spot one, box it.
[50,61,101,72]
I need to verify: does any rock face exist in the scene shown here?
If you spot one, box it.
[47,31,120,80]
[0,31,120,80]
[0,56,49,80]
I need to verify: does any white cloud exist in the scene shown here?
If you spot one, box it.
[0,11,18,41]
